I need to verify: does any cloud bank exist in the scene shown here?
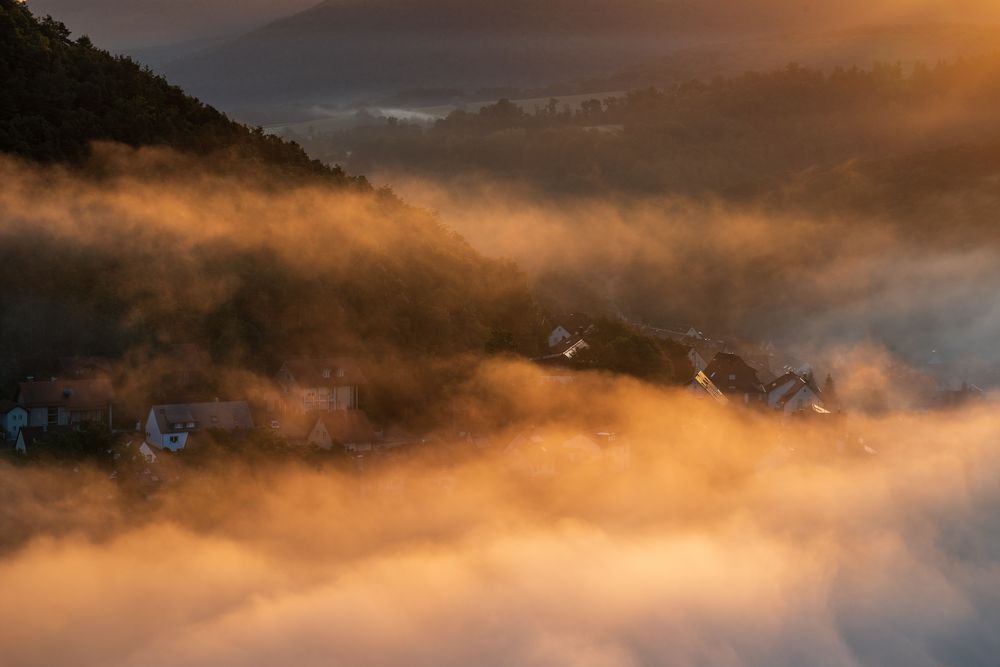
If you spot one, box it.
[2,361,1000,666]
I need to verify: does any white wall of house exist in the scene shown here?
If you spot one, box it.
[548,326,572,348]
[2,407,28,441]
[780,385,822,414]
[144,408,190,451]
[307,420,333,449]
[27,406,70,428]
[766,378,800,409]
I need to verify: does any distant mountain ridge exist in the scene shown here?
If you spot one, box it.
[160,0,734,110]
[162,0,1000,120]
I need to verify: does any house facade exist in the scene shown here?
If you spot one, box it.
[765,373,824,414]
[145,401,254,451]
[0,400,28,441]
[703,353,766,405]
[546,313,593,348]
[17,378,114,430]
[275,358,366,414]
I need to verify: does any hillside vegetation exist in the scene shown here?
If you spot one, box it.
[0,0,357,184]
[0,0,559,420]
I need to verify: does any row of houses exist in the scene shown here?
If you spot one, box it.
[0,377,115,450]
[688,353,829,414]
[3,357,379,455]
[543,315,832,415]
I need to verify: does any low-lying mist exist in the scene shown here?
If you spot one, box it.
[383,174,1000,384]
[2,359,999,666]
[0,144,541,419]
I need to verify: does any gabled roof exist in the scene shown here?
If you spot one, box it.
[313,409,376,444]
[151,401,254,434]
[704,353,765,394]
[765,372,824,409]
[765,372,801,395]
[18,379,114,410]
[279,358,368,387]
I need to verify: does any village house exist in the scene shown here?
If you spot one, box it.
[0,400,28,442]
[703,353,766,405]
[547,313,594,348]
[305,409,377,452]
[144,400,254,451]
[765,372,825,414]
[17,378,114,430]
[544,335,590,361]
[275,358,366,414]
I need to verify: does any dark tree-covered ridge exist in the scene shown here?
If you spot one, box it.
[0,0,362,186]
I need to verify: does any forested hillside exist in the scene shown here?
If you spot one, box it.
[303,58,1000,205]
[0,0,556,419]
[0,0,356,184]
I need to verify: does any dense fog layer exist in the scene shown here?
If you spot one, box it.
[385,175,1000,384]
[2,360,999,666]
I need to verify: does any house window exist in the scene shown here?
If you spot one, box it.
[322,369,331,378]
[728,374,736,381]
[169,435,179,443]
[336,368,345,378]
[47,407,58,425]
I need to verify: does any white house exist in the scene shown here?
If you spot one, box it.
[275,358,366,414]
[0,400,28,442]
[145,401,254,451]
[546,313,593,348]
[765,372,824,414]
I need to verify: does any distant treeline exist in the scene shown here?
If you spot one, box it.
[303,58,1000,202]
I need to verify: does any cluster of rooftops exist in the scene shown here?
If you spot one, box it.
[0,356,376,455]
[543,315,835,414]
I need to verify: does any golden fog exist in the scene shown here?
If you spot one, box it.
[2,359,999,666]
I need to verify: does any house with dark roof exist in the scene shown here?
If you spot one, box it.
[275,358,367,414]
[305,409,377,452]
[144,401,254,451]
[17,378,114,430]
[547,313,594,348]
[0,400,28,442]
[704,353,766,405]
[765,372,825,414]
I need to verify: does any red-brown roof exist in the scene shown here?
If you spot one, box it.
[18,379,114,410]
